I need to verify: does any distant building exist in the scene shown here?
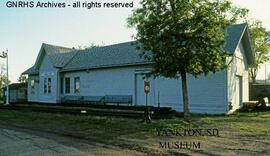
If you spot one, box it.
[255,63,270,84]
[23,23,254,114]
[2,83,27,103]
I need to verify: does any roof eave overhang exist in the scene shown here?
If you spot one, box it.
[60,62,154,73]
[22,72,39,76]
[242,25,256,67]
[34,44,46,68]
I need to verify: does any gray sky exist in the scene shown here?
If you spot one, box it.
[0,0,269,82]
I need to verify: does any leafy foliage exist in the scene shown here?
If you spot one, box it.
[0,73,9,89]
[18,74,28,83]
[127,0,248,118]
[76,43,104,50]
[0,65,10,101]
[128,0,248,78]
[248,20,270,83]
[0,65,10,89]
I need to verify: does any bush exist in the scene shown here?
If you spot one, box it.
[240,99,270,112]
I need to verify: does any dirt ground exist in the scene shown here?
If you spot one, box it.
[0,110,269,156]
[0,125,146,156]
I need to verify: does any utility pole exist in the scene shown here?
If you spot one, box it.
[0,50,9,105]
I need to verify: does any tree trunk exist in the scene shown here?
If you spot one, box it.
[180,70,190,119]
[250,67,257,84]
[252,76,256,84]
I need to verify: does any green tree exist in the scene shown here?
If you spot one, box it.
[76,43,104,50]
[18,74,28,83]
[127,0,248,118]
[0,71,9,89]
[249,20,270,83]
[0,65,10,101]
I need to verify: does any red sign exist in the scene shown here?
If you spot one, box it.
[144,81,150,94]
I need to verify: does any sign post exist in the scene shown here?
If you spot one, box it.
[144,80,151,123]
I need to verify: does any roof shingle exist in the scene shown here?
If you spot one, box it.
[42,43,78,67]
[62,42,151,71]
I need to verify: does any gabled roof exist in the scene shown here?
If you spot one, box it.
[36,43,77,68]
[2,83,27,90]
[23,23,254,75]
[22,66,39,75]
[225,23,247,54]
[62,42,151,71]
[62,23,253,72]
[23,43,77,74]
[225,23,255,65]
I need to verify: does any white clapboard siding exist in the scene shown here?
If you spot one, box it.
[25,23,252,114]
[27,44,249,114]
[227,41,249,113]
[63,65,227,114]
[28,75,39,102]
[37,52,59,103]
[135,71,227,114]
[63,67,137,97]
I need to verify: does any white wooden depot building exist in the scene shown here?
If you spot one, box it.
[23,23,254,114]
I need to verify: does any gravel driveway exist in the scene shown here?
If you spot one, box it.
[0,128,88,156]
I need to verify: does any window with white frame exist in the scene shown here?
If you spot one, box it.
[60,77,64,94]
[31,80,35,94]
[44,78,47,94]
[74,77,80,94]
[48,78,51,93]
[65,77,70,94]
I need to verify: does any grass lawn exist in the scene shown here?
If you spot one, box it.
[0,109,269,155]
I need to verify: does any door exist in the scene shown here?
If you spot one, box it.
[235,76,243,108]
